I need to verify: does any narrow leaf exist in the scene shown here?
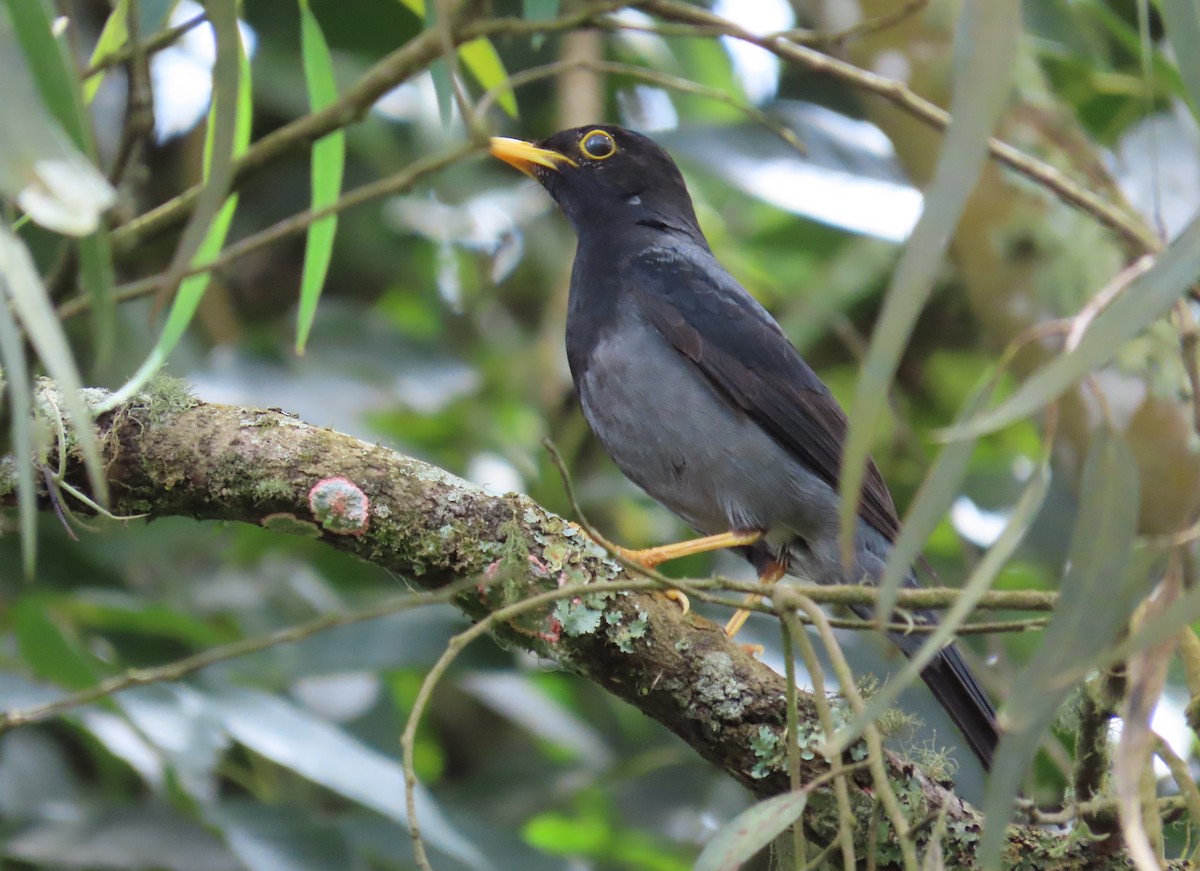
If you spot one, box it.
[695,790,808,871]
[83,0,130,104]
[0,267,37,575]
[296,0,344,354]
[874,377,995,625]
[980,428,1140,868]
[839,0,1021,562]
[946,216,1200,439]
[0,227,108,510]
[13,599,102,689]
[207,687,493,871]
[4,0,93,148]
[3,0,117,354]
[458,37,516,118]
[833,458,1050,756]
[1159,0,1200,121]
[96,8,251,413]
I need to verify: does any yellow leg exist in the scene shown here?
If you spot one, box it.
[724,561,787,638]
[596,530,763,616]
[614,530,763,568]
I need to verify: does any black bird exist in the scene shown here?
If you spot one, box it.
[491,125,999,770]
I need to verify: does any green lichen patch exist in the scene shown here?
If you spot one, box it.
[308,476,370,536]
[261,512,322,538]
[605,608,648,653]
[141,374,196,422]
[693,650,747,721]
[554,598,605,636]
[252,478,293,505]
[750,725,785,779]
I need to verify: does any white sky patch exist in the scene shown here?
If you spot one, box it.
[951,495,1009,548]
[712,0,793,104]
[617,85,679,132]
[1111,102,1200,241]
[1110,693,1194,779]
[374,73,442,123]
[466,452,524,496]
[151,0,257,142]
[720,152,921,242]
[292,673,381,723]
[609,8,675,69]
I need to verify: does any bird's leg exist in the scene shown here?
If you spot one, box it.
[612,529,763,568]
[597,530,763,615]
[724,560,787,638]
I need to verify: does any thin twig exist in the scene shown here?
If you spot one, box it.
[636,0,1159,257]
[60,145,481,320]
[108,0,640,254]
[782,612,855,870]
[83,12,207,78]
[781,590,919,871]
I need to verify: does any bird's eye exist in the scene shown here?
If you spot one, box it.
[579,130,617,160]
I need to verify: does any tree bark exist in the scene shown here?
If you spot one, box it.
[0,379,1177,869]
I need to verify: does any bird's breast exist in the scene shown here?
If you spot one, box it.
[569,298,839,543]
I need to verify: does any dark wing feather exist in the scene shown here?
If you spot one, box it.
[628,249,902,542]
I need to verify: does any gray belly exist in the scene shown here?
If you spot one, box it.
[575,309,840,550]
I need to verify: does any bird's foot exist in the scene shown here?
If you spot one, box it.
[660,588,690,614]
[724,560,787,643]
[611,530,763,569]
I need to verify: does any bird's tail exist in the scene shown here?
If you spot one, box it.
[850,603,999,771]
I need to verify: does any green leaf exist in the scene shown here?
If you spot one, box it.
[873,377,995,625]
[458,37,517,118]
[391,0,516,118]
[980,428,1140,868]
[0,267,37,575]
[4,0,92,149]
[97,7,252,413]
[945,216,1200,439]
[83,0,130,104]
[296,0,345,354]
[523,0,559,21]
[0,227,108,514]
[1159,0,1200,121]
[694,790,808,871]
[206,687,493,871]
[833,457,1050,757]
[13,598,101,690]
[208,803,362,871]
[839,0,1021,562]
[3,0,117,354]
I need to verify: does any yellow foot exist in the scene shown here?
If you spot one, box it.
[661,589,690,615]
[724,561,788,639]
[613,530,763,569]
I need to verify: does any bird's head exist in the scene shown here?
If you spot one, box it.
[489,125,703,242]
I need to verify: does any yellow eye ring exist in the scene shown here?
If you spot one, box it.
[579,129,617,160]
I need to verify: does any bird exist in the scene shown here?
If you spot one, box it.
[490,124,999,770]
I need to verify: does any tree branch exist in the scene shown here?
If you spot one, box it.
[0,380,1177,868]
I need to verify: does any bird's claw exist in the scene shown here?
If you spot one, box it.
[660,588,690,614]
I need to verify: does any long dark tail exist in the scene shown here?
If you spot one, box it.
[851,603,999,771]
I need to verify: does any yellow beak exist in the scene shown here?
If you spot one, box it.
[489,137,577,178]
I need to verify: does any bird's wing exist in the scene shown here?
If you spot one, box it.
[627,248,902,542]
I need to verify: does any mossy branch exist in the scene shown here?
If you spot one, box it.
[0,379,1178,869]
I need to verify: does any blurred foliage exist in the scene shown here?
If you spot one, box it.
[1,0,1198,868]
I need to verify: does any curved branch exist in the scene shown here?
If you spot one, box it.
[0,380,1176,869]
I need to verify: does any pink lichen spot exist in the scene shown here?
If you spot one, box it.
[307,476,370,536]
